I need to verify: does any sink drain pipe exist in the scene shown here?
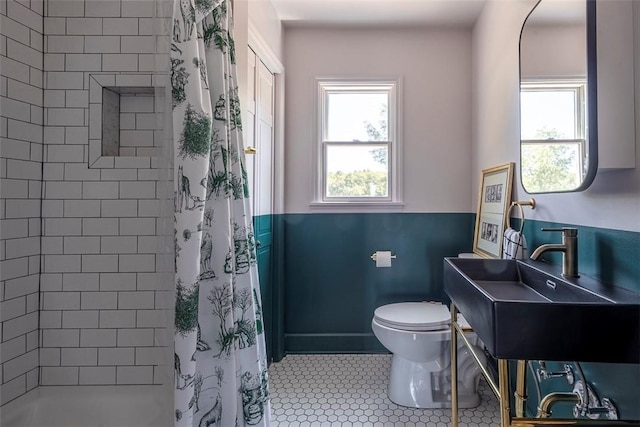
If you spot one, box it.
[536,392,582,418]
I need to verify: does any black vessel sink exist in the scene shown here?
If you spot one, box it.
[444,258,640,363]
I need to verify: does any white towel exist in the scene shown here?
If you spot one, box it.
[502,228,512,259]
[502,227,528,260]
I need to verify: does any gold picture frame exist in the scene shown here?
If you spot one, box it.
[473,163,515,258]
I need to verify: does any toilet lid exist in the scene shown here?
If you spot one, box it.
[374,302,451,331]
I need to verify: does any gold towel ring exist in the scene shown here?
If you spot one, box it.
[507,199,536,233]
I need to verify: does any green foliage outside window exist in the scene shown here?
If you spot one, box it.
[328,170,388,197]
[522,144,580,192]
[365,104,388,165]
[522,127,581,192]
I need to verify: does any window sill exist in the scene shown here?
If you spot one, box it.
[309,201,405,212]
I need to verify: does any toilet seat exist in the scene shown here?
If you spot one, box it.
[374,302,451,332]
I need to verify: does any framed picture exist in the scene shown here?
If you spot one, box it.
[473,163,515,258]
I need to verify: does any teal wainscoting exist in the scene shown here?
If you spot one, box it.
[522,219,640,293]
[517,219,640,420]
[269,214,639,418]
[254,214,274,363]
[271,214,286,362]
[281,213,475,354]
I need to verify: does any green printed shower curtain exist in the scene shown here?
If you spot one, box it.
[171,0,270,425]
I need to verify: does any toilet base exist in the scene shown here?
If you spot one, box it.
[387,354,481,409]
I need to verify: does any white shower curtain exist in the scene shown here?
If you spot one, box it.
[171,1,270,425]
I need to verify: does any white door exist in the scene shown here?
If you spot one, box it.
[255,57,274,217]
[245,47,275,361]
[245,48,274,217]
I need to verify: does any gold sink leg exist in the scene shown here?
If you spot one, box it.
[499,359,512,427]
[515,360,527,417]
[450,303,459,427]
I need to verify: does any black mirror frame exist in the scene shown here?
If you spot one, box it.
[518,0,598,194]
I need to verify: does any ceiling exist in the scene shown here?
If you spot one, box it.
[526,1,585,25]
[269,0,488,27]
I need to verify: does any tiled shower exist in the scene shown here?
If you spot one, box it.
[1,0,174,405]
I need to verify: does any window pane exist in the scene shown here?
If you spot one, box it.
[326,145,388,198]
[520,90,577,139]
[521,142,582,192]
[326,93,388,141]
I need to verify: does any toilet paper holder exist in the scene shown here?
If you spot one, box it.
[370,252,397,261]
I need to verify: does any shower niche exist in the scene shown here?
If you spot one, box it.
[88,73,167,168]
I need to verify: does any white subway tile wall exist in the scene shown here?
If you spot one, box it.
[2,0,172,403]
[1,0,44,406]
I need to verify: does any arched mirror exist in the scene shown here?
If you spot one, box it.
[519,0,597,193]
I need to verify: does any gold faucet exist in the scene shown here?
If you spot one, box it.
[530,228,579,278]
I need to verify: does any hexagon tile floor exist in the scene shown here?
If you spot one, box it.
[268,354,500,426]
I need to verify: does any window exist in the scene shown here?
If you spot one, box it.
[315,79,401,205]
[520,80,587,192]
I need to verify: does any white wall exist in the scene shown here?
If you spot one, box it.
[520,24,586,78]
[284,27,472,214]
[472,0,640,233]
[0,0,43,405]
[36,0,171,387]
[248,0,283,60]
[236,0,283,121]
[471,0,535,202]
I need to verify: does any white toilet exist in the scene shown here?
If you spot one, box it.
[371,301,486,408]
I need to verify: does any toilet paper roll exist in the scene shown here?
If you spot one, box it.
[376,251,392,268]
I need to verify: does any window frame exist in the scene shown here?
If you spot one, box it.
[520,79,588,183]
[312,78,403,209]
